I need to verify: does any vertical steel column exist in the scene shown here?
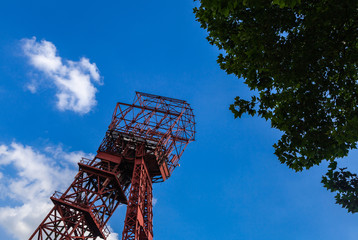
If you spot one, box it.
[122,144,153,240]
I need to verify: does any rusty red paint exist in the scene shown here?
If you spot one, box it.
[29,92,195,239]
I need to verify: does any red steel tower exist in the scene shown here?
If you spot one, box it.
[29,92,195,240]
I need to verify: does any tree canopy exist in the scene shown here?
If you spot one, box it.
[194,0,358,212]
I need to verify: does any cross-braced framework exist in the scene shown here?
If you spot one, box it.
[29,92,195,240]
[122,144,153,240]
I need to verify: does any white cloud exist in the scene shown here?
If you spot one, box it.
[26,83,37,93]
[21,37,102,114]
[105,226,120,240]
[0,142,118,240]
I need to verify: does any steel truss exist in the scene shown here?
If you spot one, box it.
[29,92,195,240]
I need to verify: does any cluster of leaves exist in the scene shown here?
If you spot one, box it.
[194,0,358,212]
[322,161,358,213]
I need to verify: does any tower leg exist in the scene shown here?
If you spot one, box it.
[28,204,97,240]
[122,145,153,240]
[28,155,127,240]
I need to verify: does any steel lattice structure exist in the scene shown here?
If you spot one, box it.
[29,92,195,240]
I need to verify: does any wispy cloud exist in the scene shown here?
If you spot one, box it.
[0,142,118,240]
[107,227,120,240]
[21,37,102,114]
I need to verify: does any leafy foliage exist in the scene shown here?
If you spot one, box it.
[322,162,358,213]
[194,0,358,212]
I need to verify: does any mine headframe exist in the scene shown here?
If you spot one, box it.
[28,92,195,240]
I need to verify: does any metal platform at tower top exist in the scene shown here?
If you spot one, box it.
[99,91,196,181]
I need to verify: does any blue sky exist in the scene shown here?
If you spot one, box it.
[0,0,357,239]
